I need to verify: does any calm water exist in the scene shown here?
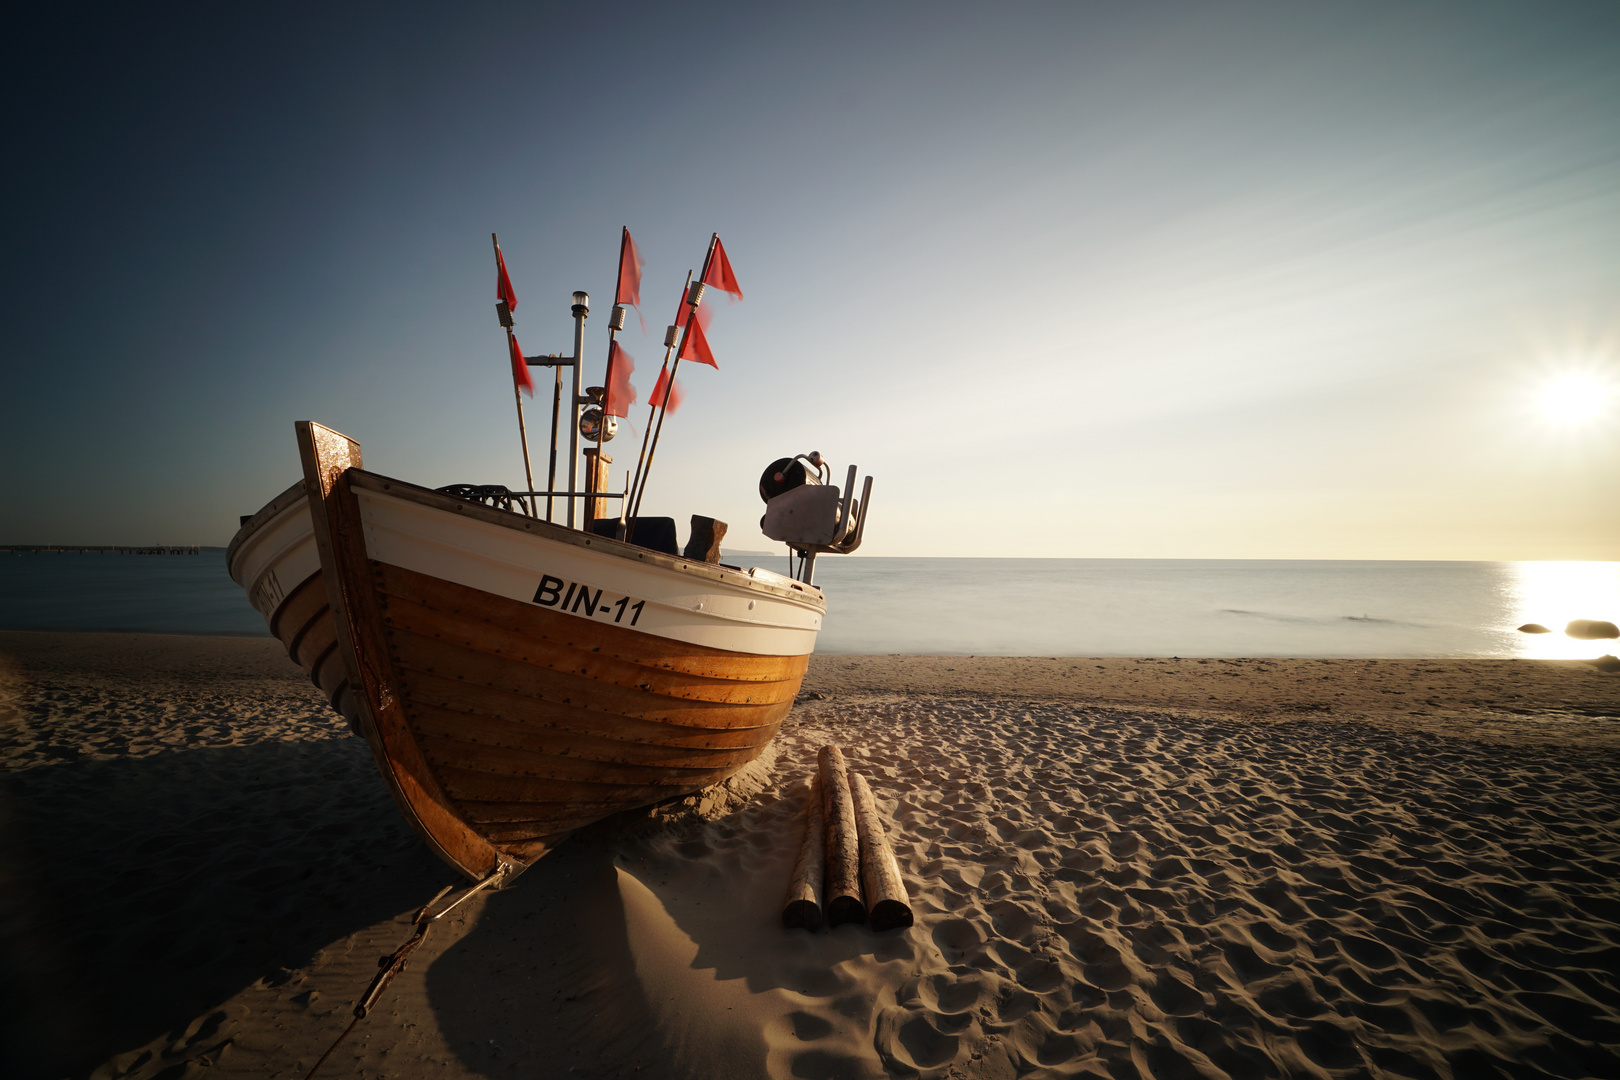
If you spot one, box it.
[1,550,264,636]
[2,551,1617,659]
[808,558,1620,659]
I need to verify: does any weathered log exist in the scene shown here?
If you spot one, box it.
[819,745,866,926]
[848,770,913,932]
[782,774,825,930]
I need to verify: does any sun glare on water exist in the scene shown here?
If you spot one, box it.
[1508,561,1620,660]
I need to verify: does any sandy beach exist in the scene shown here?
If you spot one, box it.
[2,630,1617,1079]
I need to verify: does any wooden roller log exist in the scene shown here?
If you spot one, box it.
[782,773,825,930]
[848,770,913,932]
[818,744,866,927]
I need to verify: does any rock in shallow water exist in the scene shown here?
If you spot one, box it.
[1518,624,1551,634]
[1566,619,1620,640]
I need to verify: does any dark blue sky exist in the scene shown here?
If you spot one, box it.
[5,2,1618,557]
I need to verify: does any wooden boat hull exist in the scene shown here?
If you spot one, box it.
[227,423,826,880]
[227,481,360,727]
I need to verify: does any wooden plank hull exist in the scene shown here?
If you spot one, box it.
[228,483,359,726]
[228,426,826,880]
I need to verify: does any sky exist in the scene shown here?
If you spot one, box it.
[3,1,1618,559]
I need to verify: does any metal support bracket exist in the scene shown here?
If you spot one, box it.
[787,471,875,584]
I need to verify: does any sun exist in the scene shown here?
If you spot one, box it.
[1536,372,1611,426]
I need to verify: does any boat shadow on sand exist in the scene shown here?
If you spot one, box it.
[428,781,913,1079]
[0,736,456,1080]
[2,729,901,1080]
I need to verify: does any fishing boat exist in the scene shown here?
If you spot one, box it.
[226,233,871,886]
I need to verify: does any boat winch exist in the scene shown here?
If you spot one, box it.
[759,451,873,583]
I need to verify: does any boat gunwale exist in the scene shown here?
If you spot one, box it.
[225,479,306,579]
[346,469,827,610]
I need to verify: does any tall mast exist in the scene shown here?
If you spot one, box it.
[566,291,588,528]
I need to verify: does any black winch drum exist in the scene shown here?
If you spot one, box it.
[759,457,822,503]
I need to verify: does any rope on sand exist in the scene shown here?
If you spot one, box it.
[301,865,512,1079]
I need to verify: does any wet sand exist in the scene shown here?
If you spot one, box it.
[2,631,1617,1079]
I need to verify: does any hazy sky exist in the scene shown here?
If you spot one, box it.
[4,2,1618,558]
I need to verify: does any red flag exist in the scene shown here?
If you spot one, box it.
[678,308,717,368]
[649,367,684,414]
[604,341,636,417]
[702,236,742,299]
[509,332,533,396]
[615,227,643,307]
[673,287,714,331]
[496,245,519,311]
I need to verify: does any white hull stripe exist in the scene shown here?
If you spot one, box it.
[227,482,826,657]
[356,489,823,656]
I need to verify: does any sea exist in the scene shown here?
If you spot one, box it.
[2,550,1617,660]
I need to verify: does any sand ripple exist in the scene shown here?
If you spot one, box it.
[5,635,1617,1078]
[605,697,1620,1079]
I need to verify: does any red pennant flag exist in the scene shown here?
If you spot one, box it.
[509,333,533,396]
[649,367,684,414]
[615,227,643,308]
[678,308,717,368]
[673,287,714,331]
[496,245,519,311]
[702,236,742,299]
[604,341,636,417]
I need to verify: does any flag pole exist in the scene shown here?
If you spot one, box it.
[546,367,561,522]
[628,353,679,527]
[509,329,537,517]
[596,227,634,531]
[625,268,692,532]
[493,234,536,517]
[595,325,618,531]
[630,235,718,528]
